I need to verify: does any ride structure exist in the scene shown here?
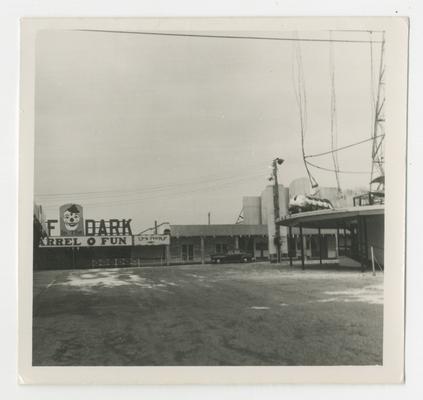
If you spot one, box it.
[292,30,386,208]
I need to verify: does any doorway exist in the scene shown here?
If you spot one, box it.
[182,244,194,261]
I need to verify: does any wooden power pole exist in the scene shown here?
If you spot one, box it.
[271,158,284,263]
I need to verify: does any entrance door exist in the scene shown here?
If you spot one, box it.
[182,244,194,261]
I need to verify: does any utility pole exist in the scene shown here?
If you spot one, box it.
[271,157,284,263]
[208,212,211,225]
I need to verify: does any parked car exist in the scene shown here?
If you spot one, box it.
[210,252,255,264]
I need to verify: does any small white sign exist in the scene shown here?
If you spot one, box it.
[133,234,170,246]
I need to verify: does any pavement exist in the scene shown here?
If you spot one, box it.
[33,262,383,366]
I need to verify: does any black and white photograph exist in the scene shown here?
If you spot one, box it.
[18,17,408,384]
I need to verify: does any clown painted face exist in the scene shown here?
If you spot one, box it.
[63,207,81,231]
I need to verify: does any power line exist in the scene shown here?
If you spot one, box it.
[292,33,318,189]
[329,30,341,193]
[35,164,269,198]
[74,29,384,44]
[306,160,370,175]
[37,172,267,208]
[304,134,385,159]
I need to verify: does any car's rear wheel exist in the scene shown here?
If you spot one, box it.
[243,257,248,263]
[216,258,221,264]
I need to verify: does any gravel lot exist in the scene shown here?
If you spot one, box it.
[33,263,383,366]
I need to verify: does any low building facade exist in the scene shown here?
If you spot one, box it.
[168,224,269,264]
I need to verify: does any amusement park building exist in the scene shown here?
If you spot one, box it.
[32,178,378,270]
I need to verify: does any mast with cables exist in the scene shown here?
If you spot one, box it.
[369,31,386,196]
[292,33,319,192]
[329,30,342,195]
[291,30,386,200]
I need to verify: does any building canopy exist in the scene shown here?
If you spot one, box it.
[278,205,384,229]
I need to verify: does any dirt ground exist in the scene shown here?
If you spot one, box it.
[32,263,383,366]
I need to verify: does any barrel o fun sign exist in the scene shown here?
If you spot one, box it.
[41,203,134,248]
[41,235,133,247]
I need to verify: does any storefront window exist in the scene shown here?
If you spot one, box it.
[215,243,228,254]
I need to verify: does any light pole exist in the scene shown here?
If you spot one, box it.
[269,157,284,263]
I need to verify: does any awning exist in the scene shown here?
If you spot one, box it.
[278,205,384,229]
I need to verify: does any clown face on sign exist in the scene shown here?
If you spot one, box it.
[59,204,84,236]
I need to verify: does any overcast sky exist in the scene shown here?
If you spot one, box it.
[34,29,382,232]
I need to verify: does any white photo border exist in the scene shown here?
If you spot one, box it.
[18,16,408,384]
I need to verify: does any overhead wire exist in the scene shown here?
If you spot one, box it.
[305,160,370,175]
[329,30,342,193]
[74,29,384,44]
[292,31,318,189]
[305,134,385,159]
[35,162,270,199]
[37,171,268,208]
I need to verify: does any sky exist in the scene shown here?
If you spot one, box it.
[34,29,383,232]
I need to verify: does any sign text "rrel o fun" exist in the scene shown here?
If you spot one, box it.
[41,236,132,247]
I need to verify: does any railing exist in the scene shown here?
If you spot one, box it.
[353,192,385,207]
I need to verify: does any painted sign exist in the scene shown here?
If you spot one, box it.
[59,204,84,236]
[40,235,132,247]
[84,219,132,236]
[46,217,133,237]
[133,234,170,246]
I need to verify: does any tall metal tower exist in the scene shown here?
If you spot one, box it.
[369,32,386,196]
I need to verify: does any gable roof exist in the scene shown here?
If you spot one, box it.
[170,224,268,237]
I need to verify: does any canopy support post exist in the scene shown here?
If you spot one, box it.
[363,216,369,271]
[300,225,305,270]
[289,225,293,267]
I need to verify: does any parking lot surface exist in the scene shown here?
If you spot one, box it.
[33,263,383,366]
